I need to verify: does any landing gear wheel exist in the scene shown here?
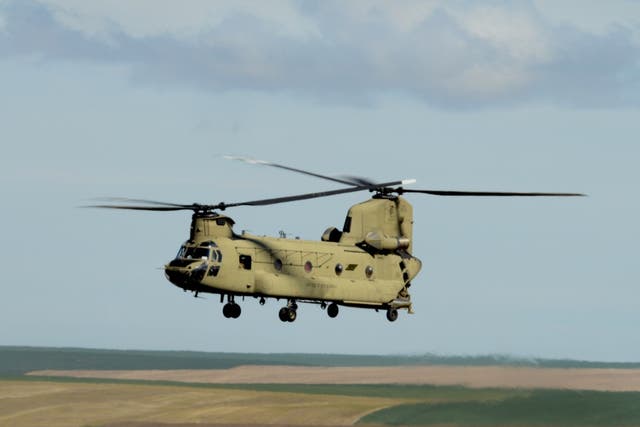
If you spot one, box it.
[230,303,241,318]
[278,307,297,322]
[386,309,398,322]
[223,303,232,318]
[223,303,241,319]
[327,303,339,318]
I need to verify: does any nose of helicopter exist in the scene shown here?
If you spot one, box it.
[164,265,190,288]
[164,261,207,289]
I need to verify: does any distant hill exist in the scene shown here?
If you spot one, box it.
[2,346,639,376]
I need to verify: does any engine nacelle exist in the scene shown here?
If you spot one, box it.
[364,231,410,251]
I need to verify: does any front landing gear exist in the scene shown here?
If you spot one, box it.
[222,295,241,319]
[223,302,241,318]
[279,300,298,322]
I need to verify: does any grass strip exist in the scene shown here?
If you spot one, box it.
[3,375,515,399]
[359,389,640,426]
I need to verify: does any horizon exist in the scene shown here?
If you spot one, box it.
[3,344,640,365]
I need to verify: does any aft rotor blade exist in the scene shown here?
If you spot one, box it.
[401,189,586,197]
[225,179,407,208]
[225,155,364,187]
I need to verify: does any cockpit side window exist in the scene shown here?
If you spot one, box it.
[343,216,352,233]
[176,245,187,259]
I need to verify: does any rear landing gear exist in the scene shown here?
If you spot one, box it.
[279,300,298,322]
[327,303,339,318]
[386,308,398,322]
[278,307,297,322]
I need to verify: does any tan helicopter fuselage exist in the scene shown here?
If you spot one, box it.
[164,196,422,310]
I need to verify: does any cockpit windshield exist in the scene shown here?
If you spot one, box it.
[176,245,210,260]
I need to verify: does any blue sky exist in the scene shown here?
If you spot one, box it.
[1,0,639,362]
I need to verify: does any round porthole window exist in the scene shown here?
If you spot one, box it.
[274,259,283,271]
[335,263,344,275]
[365,265,374,278]
[304,260,313,273]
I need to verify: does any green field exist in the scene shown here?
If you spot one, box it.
[360,389,640,426]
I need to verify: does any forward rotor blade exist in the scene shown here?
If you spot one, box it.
[401,189,586,197]
[95,197,193,208]
[225,155,363,187]
[85,178,408,213]
[86,204,193,211]
[86,198,213,211]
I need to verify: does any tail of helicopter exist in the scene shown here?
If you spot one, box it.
[337,195,414,253]
[328,195,422,315]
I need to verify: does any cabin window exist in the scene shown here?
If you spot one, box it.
[335,263,343,275]
[274,259,283,271]
[239,254,252,270]
[304,260,313,273]
[208,266,220,277]
[365,265,374,279]
[216,250,223,262]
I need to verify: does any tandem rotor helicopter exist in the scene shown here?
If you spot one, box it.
[91,157,584,323]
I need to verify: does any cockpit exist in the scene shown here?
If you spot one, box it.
[165,240,224,289]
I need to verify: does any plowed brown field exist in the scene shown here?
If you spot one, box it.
[28,365,640,391]
[0,380,398,427]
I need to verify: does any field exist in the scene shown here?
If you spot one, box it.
[3,379,640,427]
[2,346,640,427]
[0,380,400,426]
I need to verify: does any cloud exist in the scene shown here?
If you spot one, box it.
[1,0,639,108]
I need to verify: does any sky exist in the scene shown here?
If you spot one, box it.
[0,0,639,362]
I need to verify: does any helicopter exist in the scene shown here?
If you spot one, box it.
[91,157,584,323]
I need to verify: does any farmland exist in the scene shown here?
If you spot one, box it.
[2,346,640,427]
